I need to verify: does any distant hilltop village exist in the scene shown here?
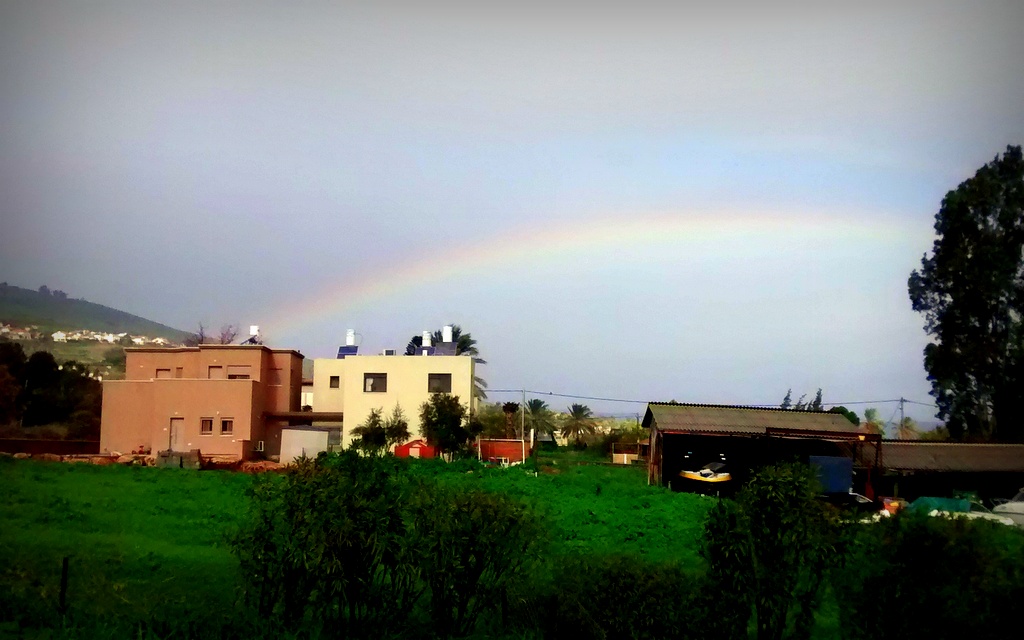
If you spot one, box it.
[0,323,176,346]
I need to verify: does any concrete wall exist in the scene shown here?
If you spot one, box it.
[312,355,474,449]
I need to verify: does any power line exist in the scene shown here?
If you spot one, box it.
[486,388,937,408]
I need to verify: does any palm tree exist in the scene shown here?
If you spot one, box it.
[432,324,488,401]
[561,403,597,447]
[525,399,557,439]
[896,417,920,440]
[861,408,886,437]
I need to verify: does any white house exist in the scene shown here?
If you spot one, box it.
[51,331,67,342]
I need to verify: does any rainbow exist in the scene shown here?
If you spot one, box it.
[263,208,923,339]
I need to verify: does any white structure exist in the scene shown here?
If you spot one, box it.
[51,331,67,342]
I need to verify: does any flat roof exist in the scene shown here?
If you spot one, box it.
[125,344,303,358]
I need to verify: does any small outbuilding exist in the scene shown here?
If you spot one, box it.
[875,441,1024,502]
[395,439,437,459]
[644,402,878,495]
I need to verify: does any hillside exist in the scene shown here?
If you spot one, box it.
[0,283,189,341]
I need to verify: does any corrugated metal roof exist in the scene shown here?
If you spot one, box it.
[882,442,1024,472]
[644,402,859,435]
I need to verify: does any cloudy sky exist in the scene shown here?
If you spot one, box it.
[2,1,1022,422]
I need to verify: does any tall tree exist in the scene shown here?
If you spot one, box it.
[525,398,557,439]
[420,393,470,457]
[561,403,597,447]
[896,417,920,441]
[908,145,1024,442]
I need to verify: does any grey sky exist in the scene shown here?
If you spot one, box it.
[2,1,1022,421]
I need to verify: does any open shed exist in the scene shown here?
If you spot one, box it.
[643,402,877,495]
[876,442,1024,502]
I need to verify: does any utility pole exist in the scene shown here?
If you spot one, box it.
[899,397,905,432]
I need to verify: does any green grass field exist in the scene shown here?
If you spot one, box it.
[0,455,712,636]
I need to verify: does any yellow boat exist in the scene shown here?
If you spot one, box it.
[680,462,732,483]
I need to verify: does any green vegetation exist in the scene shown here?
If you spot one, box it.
[908,145,1024,441]
[3,455,1023,638]
[0,283,189,341]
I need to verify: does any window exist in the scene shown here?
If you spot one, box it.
[269,368,283,385]
[220,419,233,435]
[208,366,224,379]
[363,373,387,393]
[174,367,184,379]
[428,373,452,394]
[329,375,340,389]
[200,418,213,435]
[155,368,172,379]
[227,365,251,380]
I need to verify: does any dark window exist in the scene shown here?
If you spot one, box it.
[200,418,213,435]
[329,375,340,389]
[328,429,342,447]
[221,419,233,435]
[363,373,387,393]
[428,373,452,393]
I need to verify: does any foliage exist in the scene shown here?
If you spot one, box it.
[349,407,388,455]
[561,403,597,447]
[829,405,860,426]
[895,416,920,440]
[702,463,837,640]
[833,509,1024,640]
[0,343,101,436]
[183,323,239,347]
[543,554,700,640]
[349,406,412,458]
[419,393,472,457]
[470,401,508,438]
[908,145,1024,441]
[525,398,557,439]
[781,388,824,411]
[860,408,885,436]
[232,452,419,637]
[411,484,542,638]
[700,499,752,640]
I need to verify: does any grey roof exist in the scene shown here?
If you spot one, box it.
[882,442,1024,472]
[644,402,860,436]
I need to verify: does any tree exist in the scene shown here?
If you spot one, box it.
[183,323,208,347]
[350,408,388,455]
[860,408,886,437]
[702,463,837,640]
[896,417,920,440]
[829,406,860,426]
[384,404,411,450]
[780,389,793,410]
[561,403,596,447]
[908,145,1024,442]
[218,324,239,344]
[501,401,520,438]
[525,398,557,440]
[420,393,470,457]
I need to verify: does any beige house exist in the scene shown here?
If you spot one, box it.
[312,350,475,450]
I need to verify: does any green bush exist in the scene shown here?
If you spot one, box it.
[540,554,700,640]
[833,510,1024,640]
[232,451,420,637]
[701,463,837,640]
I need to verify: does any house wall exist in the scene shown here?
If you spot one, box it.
[102,346,304,460]
[479,439,530,464]
[280,428,330,464]
[312,355,474,449]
